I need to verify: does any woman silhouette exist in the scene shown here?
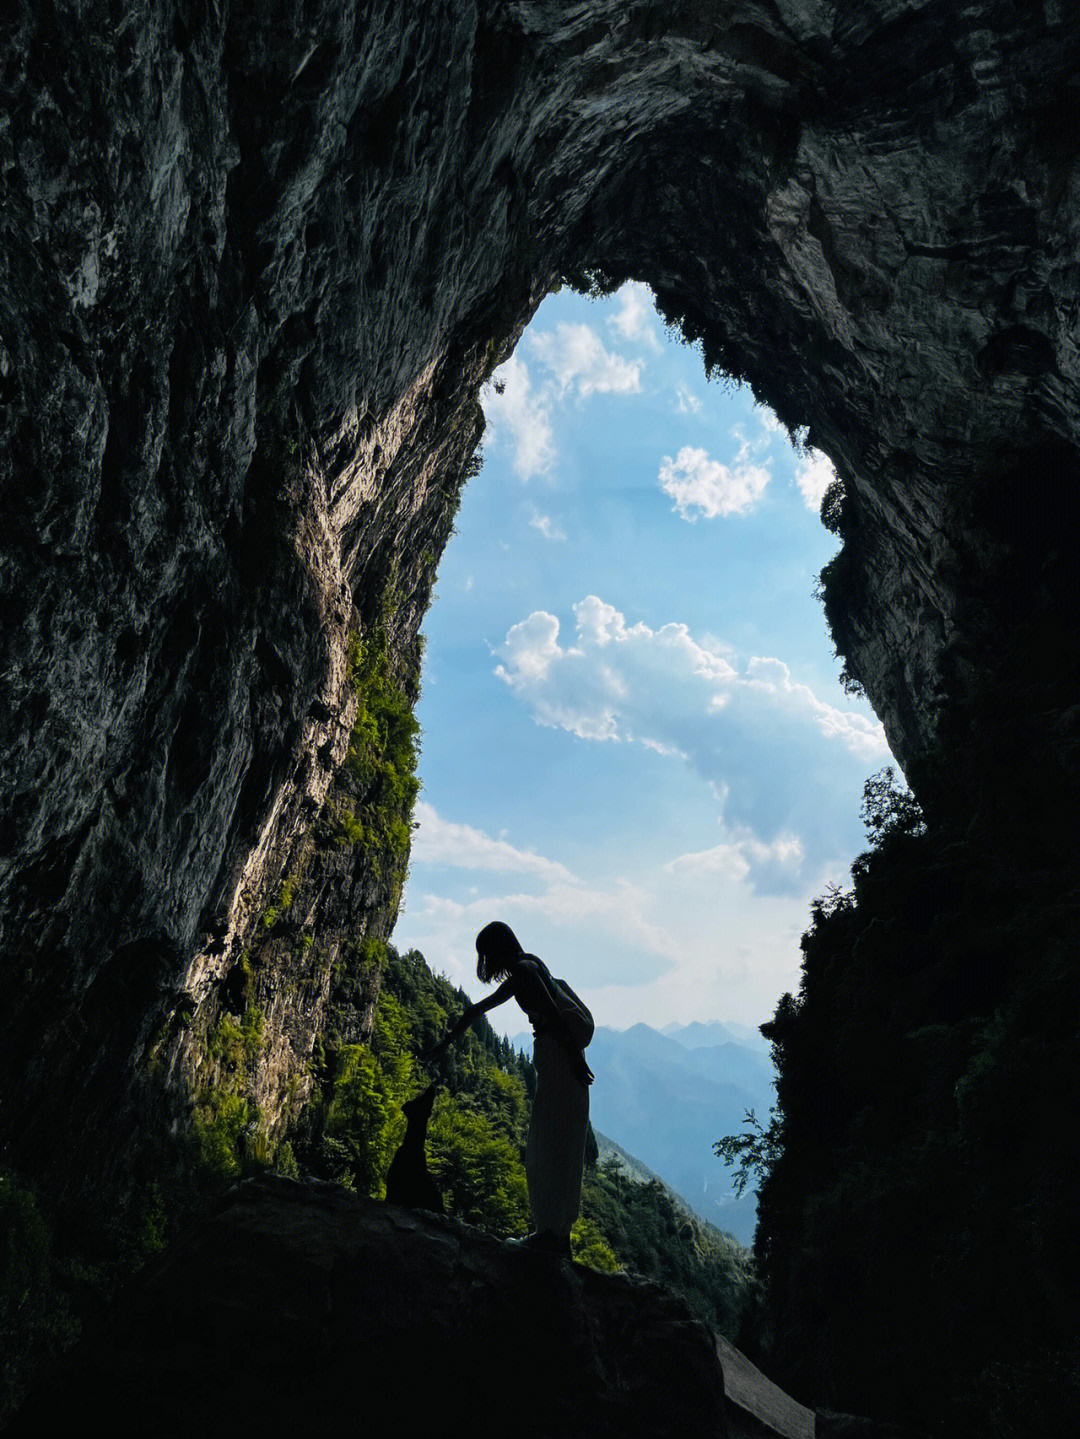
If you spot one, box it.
[424,921,593,1257]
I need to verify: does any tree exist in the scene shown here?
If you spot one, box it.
[859,766,924,846]
[714,1108,784,1198]
[426,1097,529,1235]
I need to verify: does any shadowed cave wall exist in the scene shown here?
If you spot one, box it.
[2,0,1080,1424]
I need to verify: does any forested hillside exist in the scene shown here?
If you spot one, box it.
[1,940,755,1422]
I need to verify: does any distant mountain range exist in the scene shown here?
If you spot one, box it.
[660,1019,771,1054]
[511,1020,775,1245]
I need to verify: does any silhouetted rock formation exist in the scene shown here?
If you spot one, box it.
[815,1414,928,1439]
[10,1175,728,1439]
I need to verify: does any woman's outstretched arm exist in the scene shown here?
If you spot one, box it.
[422,977,516,1060]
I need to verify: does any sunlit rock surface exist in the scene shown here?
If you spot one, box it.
[719,1333,814,1439]
[2,1,1079,1195]
[9,1174,728,1439]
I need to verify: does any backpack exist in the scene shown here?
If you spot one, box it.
[549,974,595,1049]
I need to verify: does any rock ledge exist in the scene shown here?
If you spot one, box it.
[13,1174,727,1439]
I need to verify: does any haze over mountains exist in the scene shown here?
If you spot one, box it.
[660,1020,771,1053]
[512,1020,776,1245]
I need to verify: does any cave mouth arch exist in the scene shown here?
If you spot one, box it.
[3,21,1079,1421]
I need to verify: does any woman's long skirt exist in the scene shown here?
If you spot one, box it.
[526,1032,590,1236]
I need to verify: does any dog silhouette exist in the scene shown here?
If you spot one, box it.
[384,1082,444,1213]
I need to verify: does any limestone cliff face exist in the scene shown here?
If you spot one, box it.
[3,2,1080,1189]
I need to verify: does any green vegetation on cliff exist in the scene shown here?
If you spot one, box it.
[191,608,424,1186]
[189,1000,275,1178]
[335,628,421,877]
[292,943,534,1237]
[581,1158,756,1337]
[730,768,1080,1437]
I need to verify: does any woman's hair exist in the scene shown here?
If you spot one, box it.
[476,921,523,983]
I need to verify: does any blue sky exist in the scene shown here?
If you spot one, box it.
[394,283,893,1037]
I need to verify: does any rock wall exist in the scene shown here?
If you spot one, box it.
[3,1,1080,1195]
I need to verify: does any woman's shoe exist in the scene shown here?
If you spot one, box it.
[544,1232,572,1260]
[529,1230,572,1258]
[507,1230,572,1259]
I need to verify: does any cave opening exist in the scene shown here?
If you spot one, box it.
[395,279,892,1044]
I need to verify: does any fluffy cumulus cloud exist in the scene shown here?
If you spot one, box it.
[496,597,738,746]
[529,322,643,399]
[483,317,647,481]
[607,281,662,350]
[481,353,555,479]
[664,831,809,895]
[493,596,889,883]
[658,446,771,519]
[741,656,884,759]
[794,447,837,511]
[665,831,805,883]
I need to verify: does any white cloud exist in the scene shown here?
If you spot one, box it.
[404,872,683,986]
[743,656,885,760]
[659,445,771,520]
[607,281,662,351]
[491,879,681,963]
[675,383,702,415]
[399,829,828,1028]
[482,320,647,479]
[496,597,738,746]
[529,508,566,542]
[411,801,577,883]
[729,421,775,460]
[482,354,555,478]
[529,322,643,399]
[666,831,805,884]
[794,448,836,511]
[496,611,567,684]
[493,596,889,864]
